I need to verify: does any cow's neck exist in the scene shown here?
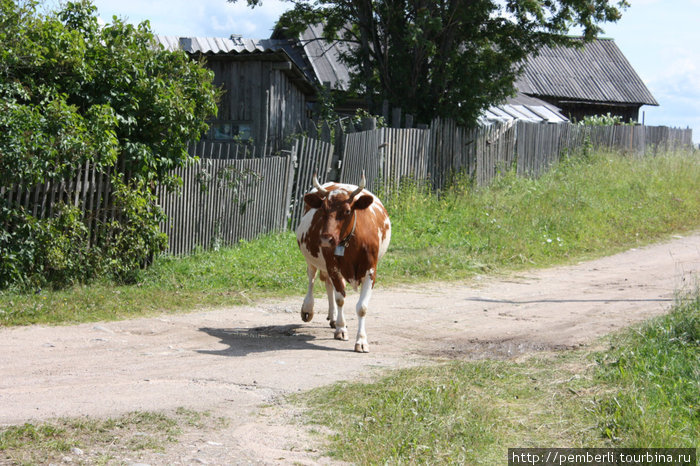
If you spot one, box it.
[338,210,357,247]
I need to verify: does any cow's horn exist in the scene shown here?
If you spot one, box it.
[349,171,366,200]
[312,173,329,196]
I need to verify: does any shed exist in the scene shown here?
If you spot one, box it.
[157,35,316,153]
[516,38,658,122]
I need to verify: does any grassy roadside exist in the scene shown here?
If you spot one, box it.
[0,408,227,465]
[2,149,700,326]
[298,294,700,464]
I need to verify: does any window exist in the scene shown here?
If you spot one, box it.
[209,121,252,142]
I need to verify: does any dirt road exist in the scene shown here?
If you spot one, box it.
[1,233,699,464]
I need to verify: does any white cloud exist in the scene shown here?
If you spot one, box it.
[92,0,291,37]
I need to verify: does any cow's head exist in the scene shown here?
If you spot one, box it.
[304,173,373,249]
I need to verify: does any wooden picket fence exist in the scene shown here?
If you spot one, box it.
[288,137,335,228]
[341,119,519,192]
[340,127,431,195]
[156,155,294,255]
[153,136,334,255]
[340,119,694,192]
[187,140,265,160]
[2,121,694,259]
[0,161,119,247]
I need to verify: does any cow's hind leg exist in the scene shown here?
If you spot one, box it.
[301,265,316,322]
[320,271,337,328]
[354,270,374,353]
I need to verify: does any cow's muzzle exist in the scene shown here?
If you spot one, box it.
[320,234,335,248]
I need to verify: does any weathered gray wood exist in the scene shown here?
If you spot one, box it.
[362,117,377,131]
[391,107,402,129]
[2,123,693,258]
[157,154,296,255]
[289,136,334,228]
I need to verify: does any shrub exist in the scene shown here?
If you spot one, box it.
[0,0,218,290]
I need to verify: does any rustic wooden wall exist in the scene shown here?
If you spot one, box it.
[206,57,308,153]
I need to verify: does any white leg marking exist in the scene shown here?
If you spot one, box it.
[301,265,316,322]
[325,277,337,328]
[354,271,373,353]
[333,289,348,341]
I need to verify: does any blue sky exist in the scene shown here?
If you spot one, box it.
[89,0,699,143]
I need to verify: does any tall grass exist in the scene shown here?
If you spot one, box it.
[1,150,699,325]
[382,150,700,282]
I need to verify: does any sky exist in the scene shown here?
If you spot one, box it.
[87,0,700,144]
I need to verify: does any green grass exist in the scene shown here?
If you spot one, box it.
[0,408,227,465]
[2,150,700,326]
[298,295,700,464]
[382,150,700,280]
[0,233,308,325]
[595,293,700,446]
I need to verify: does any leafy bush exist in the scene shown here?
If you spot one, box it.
[578,112,635,126]
[0,0,218,290]
[0,179,169,290]
[102,177,168,284]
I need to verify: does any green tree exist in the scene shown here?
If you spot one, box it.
[232,0,627,125]
[0,0,218,289]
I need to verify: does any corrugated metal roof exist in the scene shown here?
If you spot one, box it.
[297,24,353,91]
[516,38,658,106]
[290,26,657,108]
[479,94,569,124]
[157,35,288,55]
[156,35,317,88]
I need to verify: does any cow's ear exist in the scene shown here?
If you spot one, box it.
[352,194,373,210]
[304,192,323,209]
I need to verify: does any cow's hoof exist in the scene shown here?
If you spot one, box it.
[334,329,348,341]
[354,343,370,353]
[328,319,336,329]
[301,311,314,322]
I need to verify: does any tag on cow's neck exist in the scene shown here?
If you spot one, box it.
[334,245,345,257]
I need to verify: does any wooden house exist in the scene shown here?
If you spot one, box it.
[276,25,657,124]
[157,35,316,153]
[516,38,658,122]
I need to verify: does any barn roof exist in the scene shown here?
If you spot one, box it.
[516,38,658,106]
[294,23,354,91]
[157,35,288,55]
[156,35,317,91]
[282,26,657,108]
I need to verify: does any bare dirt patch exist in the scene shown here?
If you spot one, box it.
[1,234,699,464]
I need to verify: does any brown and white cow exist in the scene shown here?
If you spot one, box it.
[295,173,391,353]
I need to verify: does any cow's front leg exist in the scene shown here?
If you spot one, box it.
[328,274,348,341]
[321,272,337,328]
[354,270,374,353]
[301,265,316,322]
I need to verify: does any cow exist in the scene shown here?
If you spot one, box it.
[295,172,391,353]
